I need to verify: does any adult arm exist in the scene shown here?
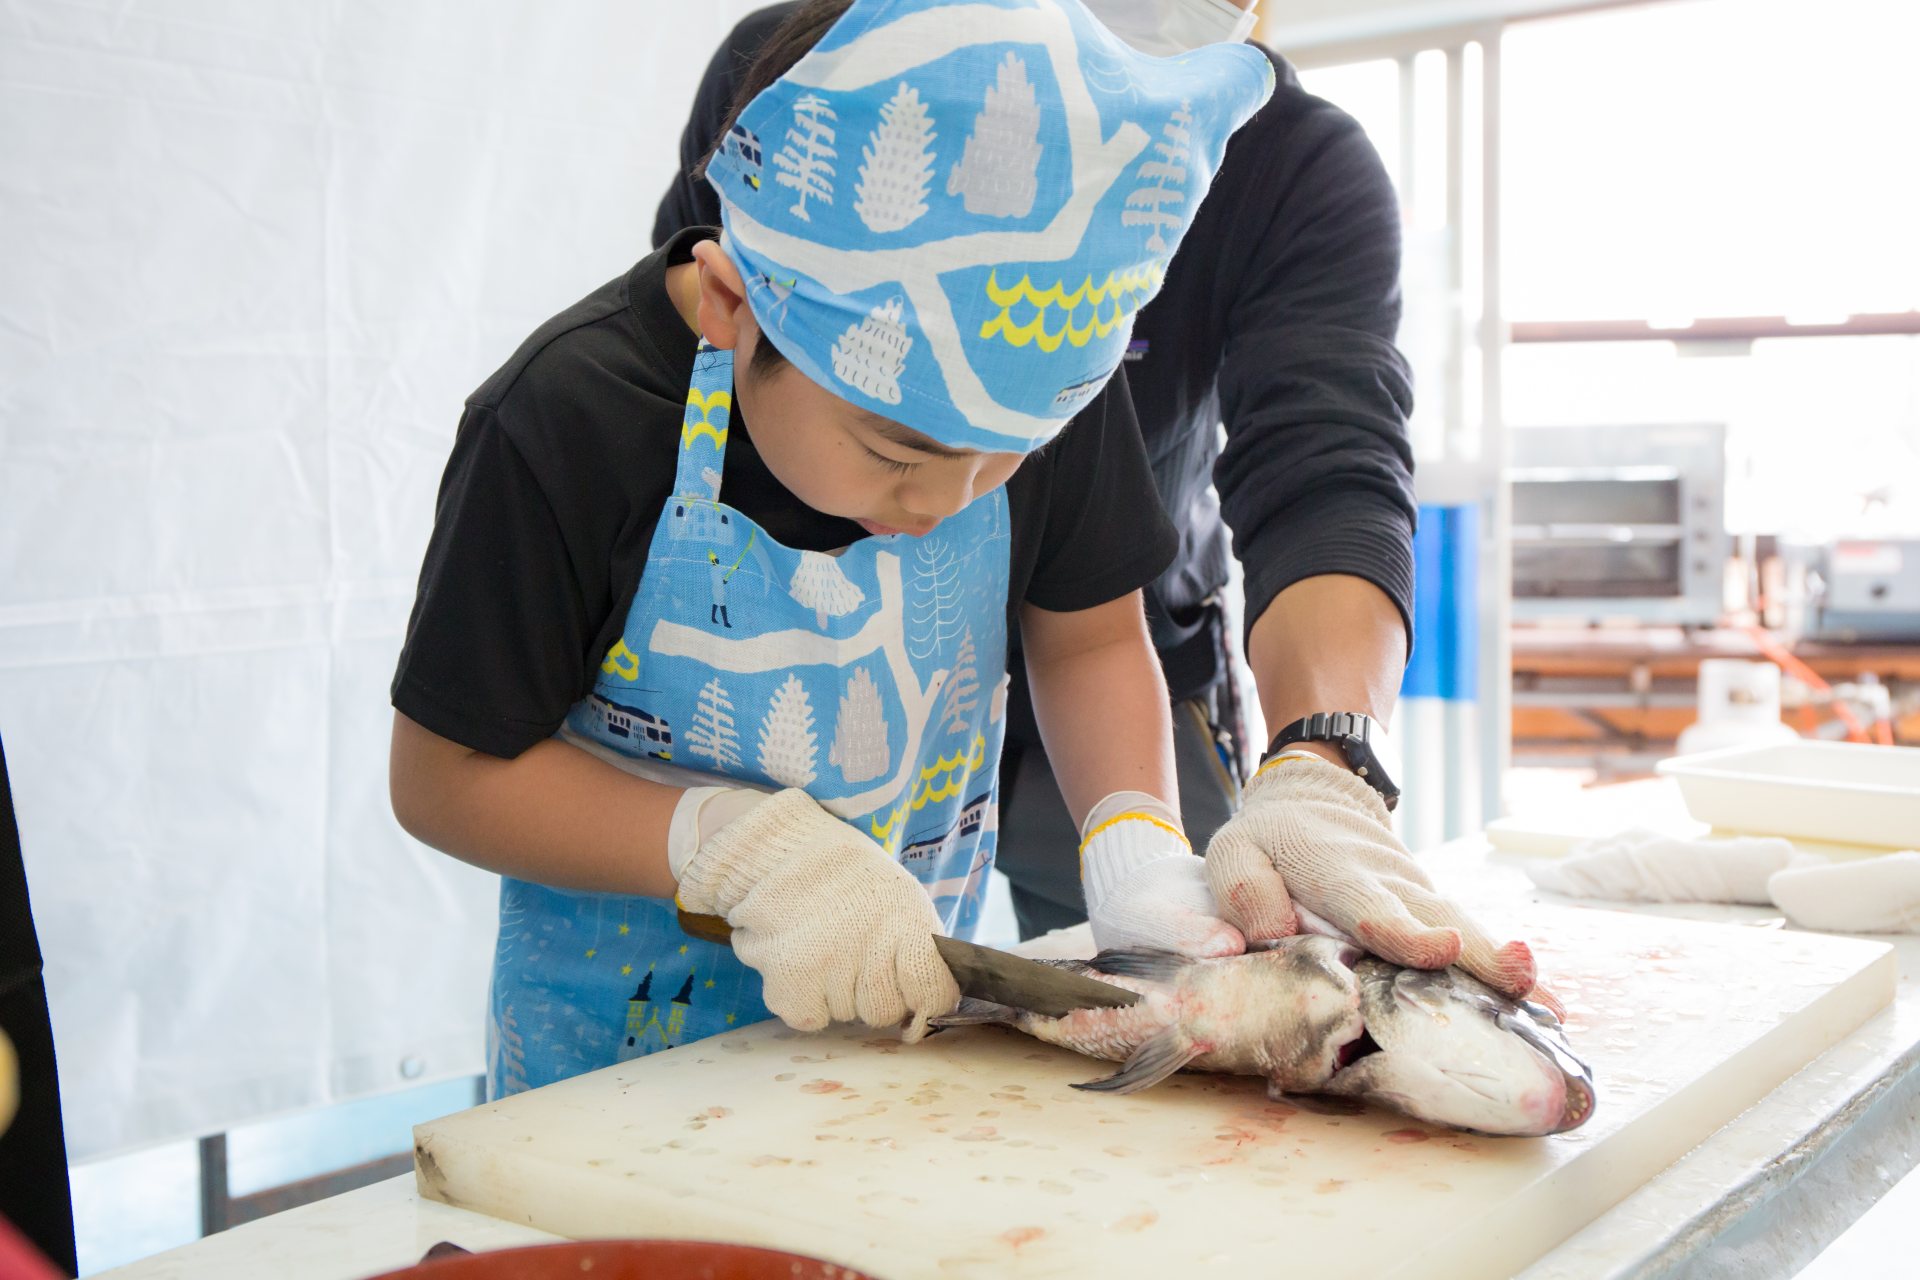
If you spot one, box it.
[1211,104,1417,742]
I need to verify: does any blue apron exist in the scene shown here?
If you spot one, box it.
[487,344,1011,1097]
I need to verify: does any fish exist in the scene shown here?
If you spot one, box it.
[929,938,1595,1137]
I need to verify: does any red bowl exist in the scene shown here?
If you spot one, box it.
[365,1239,885,1280]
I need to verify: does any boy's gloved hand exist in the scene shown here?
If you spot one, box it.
[1081,791,1245,958]
[672,787,960,1040]
[1204,756,1539,998]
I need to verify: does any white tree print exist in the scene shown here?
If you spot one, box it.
[829,666,891,784]
[946,52,1042,218]
[831,296,912,406]
[1122,101,1191,254]
[855,82,937,232]
[940,627,981,734]
[700,465,723,499]
[789,549,866,628]
[684,676,743,772]
[755,675,819,788]
[908,538,962,659]
[773,92,838,221]
[493,1004,528,1097]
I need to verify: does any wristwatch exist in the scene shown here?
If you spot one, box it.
[1263,712,1401,811]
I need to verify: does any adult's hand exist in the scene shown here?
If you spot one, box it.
[1204,756,1539,997]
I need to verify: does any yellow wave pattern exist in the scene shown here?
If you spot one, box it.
[600,639,640,682]
[869,734,989,844]
[977,264,1165,353]
[681,388,732,450]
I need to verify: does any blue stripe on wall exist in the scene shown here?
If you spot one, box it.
[1400,503,1479,702]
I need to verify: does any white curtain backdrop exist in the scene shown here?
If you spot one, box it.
[0,0,764,1160]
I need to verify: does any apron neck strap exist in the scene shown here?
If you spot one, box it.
[675,343,735,502]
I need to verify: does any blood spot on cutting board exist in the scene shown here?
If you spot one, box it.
[956,1126,1000,1142]
[774,1073,796,1082]
[701,1106,731,1119]
[801,1079,845,1094]
[1001,1227,1045,1250]
[750,1155,792,1167]
[1315,1179,1346,1194]
[1103,1145,1135,1158]
[1385,1129,1431,1144]
[1112,1210,1157,1233]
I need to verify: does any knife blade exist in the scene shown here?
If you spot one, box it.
[675,910,1140,1018]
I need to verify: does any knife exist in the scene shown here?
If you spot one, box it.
[675,910,1140,1018]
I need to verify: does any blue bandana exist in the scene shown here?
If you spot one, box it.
[706,0,1273,453]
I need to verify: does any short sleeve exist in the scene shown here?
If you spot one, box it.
[390,405,602,758]
[1022,368,1179,613]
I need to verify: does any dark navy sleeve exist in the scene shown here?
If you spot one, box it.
[651,4,802,248]
[1212,107,1418,641]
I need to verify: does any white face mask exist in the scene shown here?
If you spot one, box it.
[1085,0,1258,58]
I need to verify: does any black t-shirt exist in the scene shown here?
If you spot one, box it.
[391,228,1177,759]
[655,7,1418,699]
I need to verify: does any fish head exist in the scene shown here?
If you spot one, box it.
[1323,960,1596,1137]
[1205,936,1365,1093]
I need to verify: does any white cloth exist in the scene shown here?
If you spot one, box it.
[1079,792,1242,957]
[676,788,960,1040]
[1526,828,1807,906]
[1088,0,1259,56]
[1769,853,1920,934]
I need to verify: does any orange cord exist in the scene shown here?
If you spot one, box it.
[1744,626,1871,743]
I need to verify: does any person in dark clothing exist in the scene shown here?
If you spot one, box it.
[656,1,1545,1000]
[0,735,79,1278]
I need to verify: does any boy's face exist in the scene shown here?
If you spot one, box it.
[735,321,1025,539]
[687,240,1025,539]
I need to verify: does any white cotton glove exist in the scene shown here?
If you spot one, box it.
[1526,828,1808,905]
[1080,791,1245,958]
[1205,754,1539,998]
[673,787,961,1041]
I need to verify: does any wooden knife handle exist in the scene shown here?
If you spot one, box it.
[677,909,736,946]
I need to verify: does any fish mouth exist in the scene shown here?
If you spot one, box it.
[1335,1027,1381,1070]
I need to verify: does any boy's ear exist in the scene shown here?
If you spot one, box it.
[690,240,751,351]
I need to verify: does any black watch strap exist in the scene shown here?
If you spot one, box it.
[1263,713,1400,811]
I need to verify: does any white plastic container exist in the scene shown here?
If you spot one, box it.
[1657,741,1920,850]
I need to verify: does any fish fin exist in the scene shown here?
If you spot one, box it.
[1087,949,1196,984]
[1269,1082,1366,1116]
[1072,1027,1200,1095]
[929,998,1019,1028]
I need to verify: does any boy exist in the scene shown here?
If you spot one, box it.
[389,0,1274,1095]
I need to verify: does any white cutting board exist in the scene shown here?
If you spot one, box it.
[414,905,1894,1280]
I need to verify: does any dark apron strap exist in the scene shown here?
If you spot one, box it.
[0,734,77,1277]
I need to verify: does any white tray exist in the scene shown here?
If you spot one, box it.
[1657,741,1920,850]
